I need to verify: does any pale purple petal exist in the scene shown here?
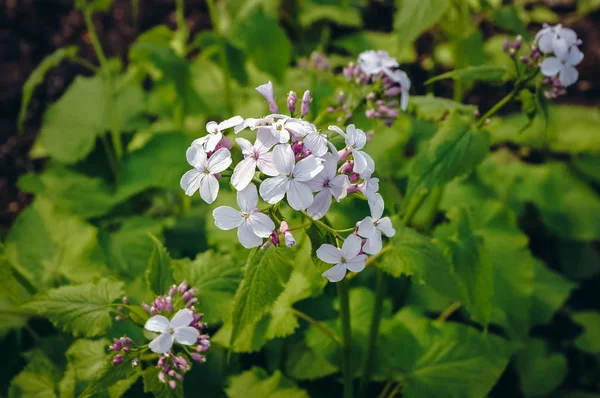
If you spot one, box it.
[322,263,346,283]
[237,183,259,212]
[307,189,333,220]
[287,180,314,210]
[304,133,329,157]
[170,308,194,329]
[257,127,279,148]
[541,57,561,77]
[357,217,377,238]
[149,332,174,354]
[231,157,257,191]
[199,174,219,204]
[256,81,275,102]
[352,150,368,174]
[206,121,219,133]
[218,115,245,130]
[207,148,232,173]
[559,64,579,87]
[321,154,338,179]
[293,155,324,182]
[144,315,170,333]
[213,206,243,230]
[329,174,350,201]
[173,326,200,346]
[377,217,396,237]
[328,125,346,138]
[566,46,584,66]
[341,234,362,259]
[259,175,289,204]
[180,169,203,196]
[238,221,263,248]
[537,33,554,54]
[257,154,279,177]
[363,232,383,255]
[304,172,328,193]
[368,193,385,220]
[235,137,254,155]
[345,255,367,273]
[204,132,223,151]
[273,144,295,175]
[317,244,341,264]
[247,212,275,238]
[559,27,577,47]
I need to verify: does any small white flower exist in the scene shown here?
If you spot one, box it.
[535,24,578,57]
[212,184,275,249]
[305,154,350,220]
[358,50,399,77]
[328,124,374,175]
[357,193,395,255]
[540,44,584,87]
[259,144,323,211]
[144,309,200,354]
[318,235,367,282]
[231,129,279,191]
[195,116,244,151]
[180,146,232,204]
[388,69,411,111]
[286,119,335,157]
[359,176,379,201]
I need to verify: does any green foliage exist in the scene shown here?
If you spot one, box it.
[515,339,567,397]
[298,1,362,28]
[226,367,309,398]
[143,367,183,398]
[24,278,124,337]
[394,0,452,46]
[145,235,174,295]
[81,354,140,398]
[572,312,600,355]
[426,65,509,84]
[409,96,477,121]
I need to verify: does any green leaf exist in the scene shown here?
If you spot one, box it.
[377,307,514,398]
[75,0,114,11]
[24,278,124,337]
[18,46,78,132]
[394,0,452,46]
[9,354,61,398]
[409,95,477,121]
[81,354,140,398]
[226,367,309,398]
[142,367,183,398]
[557,241,600,280]
[229,5,291,82]
[65,339,109,381]
[193,32,249,85]
[572,312,600,354]
[333,31,416,63]
[298,2,362,28]
[171,251,244,324]
[426,65,509,85]
[578,0,600,14]
[145,235,174,296]
[230,247,293,346]
[284,342,338,381]
[305,222,336,269]
[515,339,567,397]
[492,6,529,37]
[5,198,107,290]
[406,112,490,202]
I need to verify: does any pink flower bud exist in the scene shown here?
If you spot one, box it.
[347,184,360,194]
[287,91,297,114]
[337,91,345,104]
[386,86,402,96]
[365,109,376,119]
[349,173,360,182]
[256,81,278,113]
[279,221,291,234]
[122,296,130,305]
[115,315,124,322]
[142,303,152,313]
[503,37,510,52]
[169,380,177,389]
[301,90,311,117]
[214,136,232,151]
[270,230,280,246]
[284,232,296,248]
[112,354,123,365]
[177,281,188,292]
[185,298,198,308]
[132,358,139,367]
[338,160,353,174]
[191,353,206,363]
[158,371,166,383]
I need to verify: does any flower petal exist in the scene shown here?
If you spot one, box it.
[180,169,203,196]
[307,189,333,220]
[238,221,263,248]
[368,193,385,220]
[273,144,295,175]
[559,64,579,87]
[541,57,561,77]
[207,148,232,173]
[204,132,223,152]
[352,150,368,174]
[174,326,200,346]
[322,263,346,283]
[357,217,377,238]
[294,155,324,182]
[329,174,350,201]
[259,175,289,204]
[257,153,279,176]
[149,332,174,354]
[363,232,383,255]
[237,183,259,212]
[170,308,194,328]
[247,212,276,238]
[219,115,245,130]
[186,144,207,168]
[377,217,396,237]
[341,234,362,259]
[257,127,279,148]
[144,315,170,333]
[231,157,257,191]
[206,121,219,133]
[304,133,328,157]
[537,32,554,54]
[199,174,219,204]
[316,244,341,264]
[345,255,367,273]
[328,125,346,138]
[213,206,243,230]
[235,137,254,155]
[566,46,584,66]
[287,180,314,211]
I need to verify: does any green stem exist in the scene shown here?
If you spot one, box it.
[206,0,233,114]
[378,381,394,398]
[100,134,119,179]
[338,279,354,398]
[436,301,461,323]
[292,309,342,345]
[6,263,37,296]
[175,0,185,28]
[83,8,108,66]
[402,193,427,226]
[70,56,99,73]
[358,269,386,398]
[308,215,344,238]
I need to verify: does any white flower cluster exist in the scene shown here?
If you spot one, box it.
[535,24,583,87]
[180,82,396,282]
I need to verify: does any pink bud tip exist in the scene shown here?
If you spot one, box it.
[287,91,298,114]
[301,90,311,117]
[122,296,130,305]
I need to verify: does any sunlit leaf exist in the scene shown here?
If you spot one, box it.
[226,367,309,398]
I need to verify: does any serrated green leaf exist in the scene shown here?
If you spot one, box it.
[24,278,124,337]
[409,95,477,121]
[230,247,293,346]
[226,368,309,398]
[515,339,567,397]
[572,312,600,354]
[66,339,109,381]
[81,354,140,398]
[406,112,490,202]
[171,251,244,324]
[394,0,452,46]
[145,235,174,296]
[426,65,509,85]
[18,46,78,132]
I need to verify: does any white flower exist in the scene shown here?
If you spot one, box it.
[212,184,275,249]
[358,50,399,77]
[328,124,374,175]
[306,154,350,220]
[318,235,367,282]
[286,119,334,157]
[357,193,395,255]
[144,309,200,354]
[259,144,323,210]
[195,116,244,151]
[535,24,578,57]
[359,176,379,200]
[388,69,411,111]
[231,129,279,191]
[540,44,583,87]
[180,146,232,204]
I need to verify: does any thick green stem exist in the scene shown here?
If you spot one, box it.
[338,279,354,398]
[206,0,233,114]
[292,309,342,345]
[358,269,386,398]
[175,0,185,28]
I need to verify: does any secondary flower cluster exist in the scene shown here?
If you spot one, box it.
[343,50,411,125]
[180,82,396,282]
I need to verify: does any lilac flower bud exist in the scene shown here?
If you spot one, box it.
[386,86,402,96]
[177,281,188,292]
[256,81,278,113]
[158,371,166,383]
[214,137,233,151]
[181,291,194,302]
[157,356,167,368]
[327,106,335,113]
[142,303,152,313]
[191,353,205,363]
[287,91,297,114]
[347,184,360,194]
[279,221,290,234]
[336,116,343,123]
[270,230,280,246]
[123,346,131,353]
[349,173,360,183]
[301,90,311,117]
[284,232,296,248]
[121,336,133,346]
[132,358,139,367]
[520,56,529,64]
[338,160,353,174]
[386,108,399,118]
[366,92,376,101]
[509,48,516,58]
[192,313,204,324]
[122,296,130,305]
[513,35,522,50]
[169,380,177,389]
[343,66,353,80]
[365,109,376,119]
[292,142,304,154]
[503,38,510,52]
[337,91,345,104]
[112,354,124,365]
[261,240,272,250]
[115,315,124,322]
[117,305,124,312]
[185,298,198,308]
[346,111,353,119]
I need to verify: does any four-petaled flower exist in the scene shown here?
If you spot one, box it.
[144,309,200,354]
[231,129,279,191]
[329,124,373,175]
[259,144,324,210]
[535,24,577,57]
[306,154,350,220]
[388,69,411,111]
[358,50,399,77]
[180,146,232,204]
[357,193,396,255]
[541,44,584,87]
[196,116,244,152]
[318,235,367,283]
[212,183,275,248]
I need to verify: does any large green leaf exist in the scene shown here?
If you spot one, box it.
[409,95,477,122]
[145,235,174,296]
[426,65,509,85]
[515,339,567,397]
[81,354,140,398]
[298,1,362,28]
[572,312,600,355]
[406,111,490,202]
[9,354,61,398]
[24,278,124,337]
[5,198,107,290]
[142,367,183,398]
[226,368,309,398]
[394,0,452,46]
